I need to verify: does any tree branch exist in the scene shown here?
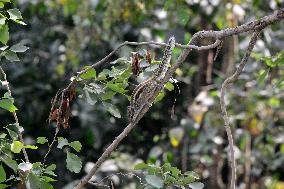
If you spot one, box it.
[0,66,30,163]
[76,40,222,76]
[189,8,283,44]
[43,127,59,165]
[70,8,284,189]
[74,122,137,189]
[220,31,261,189]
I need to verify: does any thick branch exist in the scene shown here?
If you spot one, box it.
[73,39,220,189]
[75,8,283,82]
[0,66,29,163]
[220,31,260,189]
[74,122,136,189]
[72,9,284,189]
[190,8,283,44]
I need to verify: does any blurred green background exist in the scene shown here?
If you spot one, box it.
[1,0,284,188]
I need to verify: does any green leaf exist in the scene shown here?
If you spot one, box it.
[106,82,127,94]
[6,128,18,140]
[66,152,82,173]
[183,176,195,185]
[46,164,56,172]
[258,69,269,84]
[41,176,56,183]
[171,167,181,178]
[184,32,191,43]
[268,98,280,108]
[79,66,96,80]
[0,46,8,51]
[101,91,116,100]
[0,184,9,189]
[165,82,174,91]
[7,9,22,20]
[69,141,82,152]
[10,43,29,52]
[280,144,284,154]
[3,92,12,99]
[0,18,6,25]
[154,91,165,103]
[37,137,48,144]
[134,162,148,170]
[2,157,17,172]
[261,51,284,67]
[184,171,199,180]
[44,170,56,177]
[97,69,110,80]
[105,103,121,118]
[165,175,176,185]
[0,25,8,45]
[0,164,6,183]
[0,0,11,3]
[24,145,38,150]
[274,78,284,89]
[25,173,41,189]
[10,140,24,153]
[84,83,104,94]
[13,20,26,25]
[164,0,173,10]
[145,175,164,188]
[162,163,171,172]
[188,182,204,189]
[216,16,226,29]
[147,166,161,175]
[3,50,20,62]
[110,57,128,65]
[0,3,4,8]
[32,162,42,169]
[0,133,6,139]
[108,66,128,78]
[177,6,189,26]
[83,91,97,105]
[0,99,17,112]
[57,137,68,149]
[39,181,54,189]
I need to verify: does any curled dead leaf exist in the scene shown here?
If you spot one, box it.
[131,52,140,76]
[48,82,77,129]
[146,48,152,64]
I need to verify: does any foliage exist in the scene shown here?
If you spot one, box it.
[0,1,84,188]
[0,0,283,188]
[134,162,203,189]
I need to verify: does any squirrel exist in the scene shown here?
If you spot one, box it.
[127,36,175,122]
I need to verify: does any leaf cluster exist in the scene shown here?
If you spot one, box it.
[134,162,203,189]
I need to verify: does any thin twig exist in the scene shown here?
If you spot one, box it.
[0,66,29,163]
[220,31,260,189]
[43,127,59,165]
[44,86,69,164]
[76,40,222,76]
